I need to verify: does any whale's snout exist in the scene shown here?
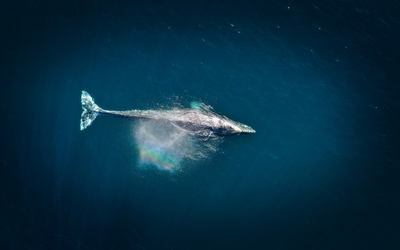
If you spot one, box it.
[238,124,256,134]
[230,122,256,135]
[241,126,256,134]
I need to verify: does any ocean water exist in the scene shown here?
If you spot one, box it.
[1,0,399,249]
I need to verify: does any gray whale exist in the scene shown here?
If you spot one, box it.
[80,91,255,138]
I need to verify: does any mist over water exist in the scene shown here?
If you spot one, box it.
[133,119,220,172]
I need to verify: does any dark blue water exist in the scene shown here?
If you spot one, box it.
[1,0,399,249]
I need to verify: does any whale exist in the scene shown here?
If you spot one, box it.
[80,91,255,138]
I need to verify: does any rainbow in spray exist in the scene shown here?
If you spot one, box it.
[137,143,182,172]
[134,120,196,172]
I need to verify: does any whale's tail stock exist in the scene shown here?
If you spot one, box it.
[80,91,101,130]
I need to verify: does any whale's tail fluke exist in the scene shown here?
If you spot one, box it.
[80,91,101,130]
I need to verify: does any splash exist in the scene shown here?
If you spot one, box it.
[134,119,218,172]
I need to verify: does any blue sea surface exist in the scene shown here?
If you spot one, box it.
[1,0,399,249]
